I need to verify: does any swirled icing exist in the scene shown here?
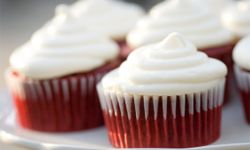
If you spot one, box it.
[102,33,227,95]
[127,0,233,49]
[10,5,119,79]
[233,35,250,70]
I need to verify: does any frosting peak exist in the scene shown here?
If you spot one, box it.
[127,0,233,49]
[102,33,227,95]
[10,4,119,79]
[161,33,187,49]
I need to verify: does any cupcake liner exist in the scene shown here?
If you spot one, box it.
[97,80,225,148]
[234,65,250,124]
[6,61,120,132]
[202,43,235,104]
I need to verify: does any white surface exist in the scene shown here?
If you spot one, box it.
[0,91,250,150]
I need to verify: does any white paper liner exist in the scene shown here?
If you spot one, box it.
[235,65,250,92]
[6,69,103,101]
[5,69,106,131]
[97,79,225,120]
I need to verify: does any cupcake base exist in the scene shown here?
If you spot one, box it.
[6,59,121,132]
[235,65,250,124]
[201,43,235,104]
[98,80,225,148]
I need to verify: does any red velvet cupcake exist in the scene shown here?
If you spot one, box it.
[5,5,120,132]
[222,0,250,40]
[98,33,227,148]
[127,0,235,103]
[70,0,145,60]
[234,36,250,124]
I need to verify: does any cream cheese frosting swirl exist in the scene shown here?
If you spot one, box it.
[233,35,250,70]
[70,0,145,40]
[193,0,233,14]
[10,5,119,80]
[127,0,233,49]
[102,33,227,95]
[222,1,250,38]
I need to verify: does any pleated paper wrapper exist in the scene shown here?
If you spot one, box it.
[6,61,120,132]
[97,80,225,148]
[235,65,250,124]
[201,43,234,104]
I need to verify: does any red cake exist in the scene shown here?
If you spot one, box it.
[201,43,235,104]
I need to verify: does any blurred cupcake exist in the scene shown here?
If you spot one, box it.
[222,0,250,39]
[70,0,145,59]
[127,0,235,103]
[234,35,250,124]
[5,5,120,132]
[98,33,227,148]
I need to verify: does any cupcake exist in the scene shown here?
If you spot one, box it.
[5,5,120,132]
[98,33,227,148]
[70,0,145,59]
[127,0,235,103]
[221,0,250,39]
[233,35,250,124]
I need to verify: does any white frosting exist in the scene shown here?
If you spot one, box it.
[70,0,145,40]
[10,5,119,80]
[233,35,250,70]
[222,1,250,38]
[193,0,233,14]
[102,33,227,96]
[127,0,233,49]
